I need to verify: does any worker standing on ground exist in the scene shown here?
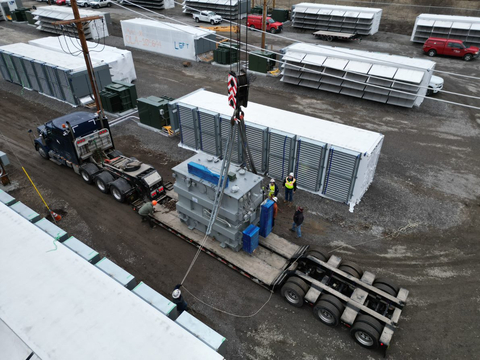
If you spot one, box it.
[138,200,157,229]
[272,197,278,227]
[290,206,304,238]
[283,172,297,205]
[268,178,279,199]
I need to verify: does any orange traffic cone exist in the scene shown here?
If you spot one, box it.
[50,210,62,222]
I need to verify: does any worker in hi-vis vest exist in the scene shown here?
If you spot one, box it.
[283,172,297,204]
[268,178,279,199]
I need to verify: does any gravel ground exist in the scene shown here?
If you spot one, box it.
[1,2,480,359]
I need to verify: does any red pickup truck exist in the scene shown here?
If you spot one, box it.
[423,37,479,61]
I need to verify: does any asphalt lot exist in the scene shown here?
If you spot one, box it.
[1,2,480,359]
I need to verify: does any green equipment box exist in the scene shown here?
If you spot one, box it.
[248,50,276,73]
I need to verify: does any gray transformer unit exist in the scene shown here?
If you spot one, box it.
[172,153,264,252]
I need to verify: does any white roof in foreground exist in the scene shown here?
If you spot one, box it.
[293,2,382,13]
[417,13,480,23]
[175,89,383,155]
[283,42,436,71]
[0,43,99,72]
[32,5,106,17]
[121,18,215,37]
[0,202,223,360]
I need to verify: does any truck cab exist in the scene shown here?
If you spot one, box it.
[423,37,479,61]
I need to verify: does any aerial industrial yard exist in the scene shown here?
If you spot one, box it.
[1,0,480,359]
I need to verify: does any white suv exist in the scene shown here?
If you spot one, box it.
[66,0,91,6]
[90,0,112,8]
[193,11,223,25]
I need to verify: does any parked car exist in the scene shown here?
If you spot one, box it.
[66,0,91,6]
[55,0,66,5]
[427,75,444,96]
[247,15,283,34]
[192,11,222,25]
[423,37,479,61]
[90,0,112,8]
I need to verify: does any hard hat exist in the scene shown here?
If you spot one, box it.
[270,178,275,183]
[298,206,303,212]
[152,200,158,206]
[272,197,278,202]
[289,172,294,177]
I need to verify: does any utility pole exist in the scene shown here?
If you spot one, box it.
[261,0,267,49]
[53,0,106,127]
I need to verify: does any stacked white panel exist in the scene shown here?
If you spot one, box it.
[183,0,250,19]
[31,6,108,40]
[291,3,382,35]
[29,36,137,83]
[127,0,174,10]
[280,43,435,108]
[411,14,480,47]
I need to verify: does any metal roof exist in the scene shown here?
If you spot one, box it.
[173,89,384,155]
[0,202,224,360]
[293,3,382,13]
[417,13,480,24]
[122,18,215,37]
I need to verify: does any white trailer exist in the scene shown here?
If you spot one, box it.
[29,36,137,83]
[121,18,217,62]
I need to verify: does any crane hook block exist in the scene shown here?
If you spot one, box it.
[227,70,249,109]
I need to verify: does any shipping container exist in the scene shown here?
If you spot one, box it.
[170,89,384,211]
[29,36,136,83]
[280,42,435,108]
[291,3,382,35]
[411,14,480,47]
[121,18,216,61]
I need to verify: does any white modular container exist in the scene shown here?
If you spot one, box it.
[411,14,480,47]
[0,202,224,360]
[280,42,436,108]
[170,89,384,211]
[292,3,382,35]
[31,6,109,40]
[29,36,137,83]
[121,18,216,61]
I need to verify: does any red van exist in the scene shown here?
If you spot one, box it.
[423,37,479,61]
[247,15,283,34]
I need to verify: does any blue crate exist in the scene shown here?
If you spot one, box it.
[259,199,274,238]
[242,224,259,254]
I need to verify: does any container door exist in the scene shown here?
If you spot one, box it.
[244,121,268,173]
[219,115,242,164]
[322,147,361,203]
[177,103,199,150]
[295,137,327,192]
[268,129,296,181]
[197,109,221,156]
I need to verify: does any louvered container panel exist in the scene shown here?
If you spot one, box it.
[268,129,296,181]
[322,147,360,203]
[33,61,53,97]
[177,104,200,150]
[244,121,268,173]
[2,53,19,84]
[219,115,242,164]
[44,66,63,100]
[56,68,76,105]
[0,53,12,82]
[22,58,41,92]
[197,109,221,156]
[12,56,30,89]
[295,137,327,192]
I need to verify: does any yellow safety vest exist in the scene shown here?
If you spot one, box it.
[285,177,295,189]
[269,184,275,197]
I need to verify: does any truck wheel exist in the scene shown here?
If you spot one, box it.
[95,171,115,194]
[463,53,473,61]
[35,144,49,160]
[286,276,309,293]
[250,25,255,30]
[280,282,306,307]
[306,247,327,262]
[373,278,399,297]
[313,300,341,326]
[350,320,380,348]
[210,20,215,25]
[195,17,199,23]
[80,163,99,184]
[339,260,364,279]
[270,28,276,34]
[427,49,436,57]
[110,178,131,203]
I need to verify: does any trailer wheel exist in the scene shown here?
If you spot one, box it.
[313,293,344,326]
[280,282,306,308]
[326,35,333,42]
[350,321,380,348]
[110,178,131,203]
[313,300,341,326]
[35,144,49,160]
[286,276,309,293]
[306,247,327,262]
[80,163,99,184]
[339,260,364,279]
[95,171,115,194]
[373,278,399,297]
[354,314,383,334]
